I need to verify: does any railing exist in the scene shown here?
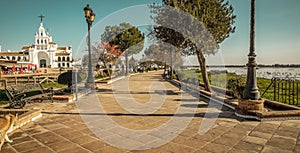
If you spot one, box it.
[262,77,300,106]
[1,73,59,86]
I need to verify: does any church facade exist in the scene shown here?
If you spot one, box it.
[0,17,73,69]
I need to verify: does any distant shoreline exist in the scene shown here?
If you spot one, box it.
[183,64,300,68]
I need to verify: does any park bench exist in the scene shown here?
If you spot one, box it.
[5,83,53,109]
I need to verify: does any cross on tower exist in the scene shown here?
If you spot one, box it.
[38,14,45,22]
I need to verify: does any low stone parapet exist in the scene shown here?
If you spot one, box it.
[237,99,266,115]
[53,95,74,102]
[0,109,42,132]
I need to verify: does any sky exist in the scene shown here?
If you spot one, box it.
[0,0,299,65]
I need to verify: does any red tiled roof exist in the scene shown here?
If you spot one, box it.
[0,52,28,56]
[22,46,30,50]
[57,47,67,50]
[55,52,70,56]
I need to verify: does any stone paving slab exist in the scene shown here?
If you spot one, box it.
[1,71,300,153]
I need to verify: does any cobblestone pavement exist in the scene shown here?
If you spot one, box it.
[1,71,300,153]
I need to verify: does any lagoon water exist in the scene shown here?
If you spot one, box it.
[207,67,300,80]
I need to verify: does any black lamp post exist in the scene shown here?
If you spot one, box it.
[83,4,96,88]
[243,0,260,100]
[170,50,173,79]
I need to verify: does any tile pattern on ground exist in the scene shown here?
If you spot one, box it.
[2,71,300,153]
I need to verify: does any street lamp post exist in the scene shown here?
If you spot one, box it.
[237,0,264,116]
[243,0,260,100]
[170,50,173,79]
[83,4,96,88]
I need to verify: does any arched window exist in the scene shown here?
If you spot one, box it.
[18,56,21,61]
[45,40,47,44]
[58,57,61,61]
[67,63,70,68]
[23,57,27,61]
[58,63,61,67]
[41,40,43,44]
[12,56,15,60]
[67,57,70,61]
[62,63,65,67]
[62,57,66,61]
[6,56,9,60]
[37,39,39,44]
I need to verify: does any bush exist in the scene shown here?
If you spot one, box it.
[58,70,83,88]
[0,90,9,104]
[226,77,246,98]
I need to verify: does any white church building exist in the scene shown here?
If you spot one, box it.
[0,16,73,68]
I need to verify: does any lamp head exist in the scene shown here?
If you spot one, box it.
[84,4,91,18]
[90,11,96,22]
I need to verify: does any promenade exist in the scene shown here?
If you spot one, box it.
[2,71,300,153]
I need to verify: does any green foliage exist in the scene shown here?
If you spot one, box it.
[144,43,183,67]
[101,22,145,75]
[149,0,236,91]
[226,77,246,98]
[42,82,66,89]
[81,52,99,68]
[176,70,196,80]
[58,71,83,88]
[0,90,9,104]
[101,22,145,55]
[150,0,236,55]
[95,75,105,79]
[176,71,300,106]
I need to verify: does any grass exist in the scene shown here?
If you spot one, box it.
[42,82,66,89]
[177,70,300,106]
[95,75,105,80]
[262,79,300,106]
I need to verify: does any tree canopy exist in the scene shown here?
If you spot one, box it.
[101,22,145,56]
[149,0,236,91]
[144,43,183,67]
[101,22,145,75]
[92,43,122,66]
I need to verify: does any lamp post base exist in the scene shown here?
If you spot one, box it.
[237,98,266,115]
[85,82,95,89]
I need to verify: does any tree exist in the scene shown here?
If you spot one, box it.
[144,43,183,70]
[92,42,122,77]
[150,0,236,92]
[58,70,82,89]
[81,50,99,69]
[101,22,145,75]
[129,56,139,72]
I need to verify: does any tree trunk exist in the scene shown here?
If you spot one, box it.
[196,50,212,92]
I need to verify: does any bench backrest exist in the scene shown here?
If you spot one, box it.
[6,83,46,97]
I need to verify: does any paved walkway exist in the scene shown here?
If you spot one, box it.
[2,71,300,153]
